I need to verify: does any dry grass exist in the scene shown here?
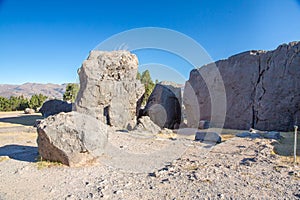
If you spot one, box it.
[221,134,236,141]
[36,156,63,170]
[0,156,9,162]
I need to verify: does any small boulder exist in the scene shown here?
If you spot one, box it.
[249,129,281,139]
[236,132,251,138]
[195,131,221,143]
[39,99,72,117]
[37,112,108,166]
[236,131,261,138]
[24,108,35,114]
[262,131,281,140]
[134,116,161,134]
[198,120,210,129]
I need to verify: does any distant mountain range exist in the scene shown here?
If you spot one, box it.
[0,83,68,99]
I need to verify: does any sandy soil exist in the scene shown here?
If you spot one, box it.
[0,112,299,200]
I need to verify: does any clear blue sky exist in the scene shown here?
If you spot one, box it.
[0,0,300,84]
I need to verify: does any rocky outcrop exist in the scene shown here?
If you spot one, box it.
[37,112,108,166]
[39,99,72,117]
[141,82,182,129]
[74,51,144,130]
[184,41,300,131]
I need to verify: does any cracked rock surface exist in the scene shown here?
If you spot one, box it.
[184,41,300,131]
[74,50,144,130]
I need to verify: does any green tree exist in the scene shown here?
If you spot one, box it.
[63,83,79,102]
[136,72,141,80]
[29,94,47,111]
[0,96,10,111]
[140,70,155,105]
[17,95,29,110]
[0,96,30,111]
[141,70,152,84]
[9,96,19,111]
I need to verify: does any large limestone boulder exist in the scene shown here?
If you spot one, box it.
[74,50,145,130]
[141,82,182,129]
[37,112,108,166]
[39,99,72,117]
[184,41,300,131]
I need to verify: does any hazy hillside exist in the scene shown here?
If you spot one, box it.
[0,83,67,99]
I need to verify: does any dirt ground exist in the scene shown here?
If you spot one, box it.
[0,111,299,200]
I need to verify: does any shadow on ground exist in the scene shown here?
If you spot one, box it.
[0,145,38,162]
[0,115,43,126]
[273,132,300,157]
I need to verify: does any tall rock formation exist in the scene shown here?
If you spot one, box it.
[74,50,145,130]
[184,41,300,131]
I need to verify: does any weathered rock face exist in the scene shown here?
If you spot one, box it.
[141,82,182,129]
[39,99,72,117]
[37,112,108,166]
[74,51,145,130]
[184,41,300,131]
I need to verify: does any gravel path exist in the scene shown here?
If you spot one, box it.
[0,127,299,200]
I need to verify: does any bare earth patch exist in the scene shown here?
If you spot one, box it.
[0,112,299,199]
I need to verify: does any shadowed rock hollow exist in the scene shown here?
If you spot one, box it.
[141,82,182,129]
